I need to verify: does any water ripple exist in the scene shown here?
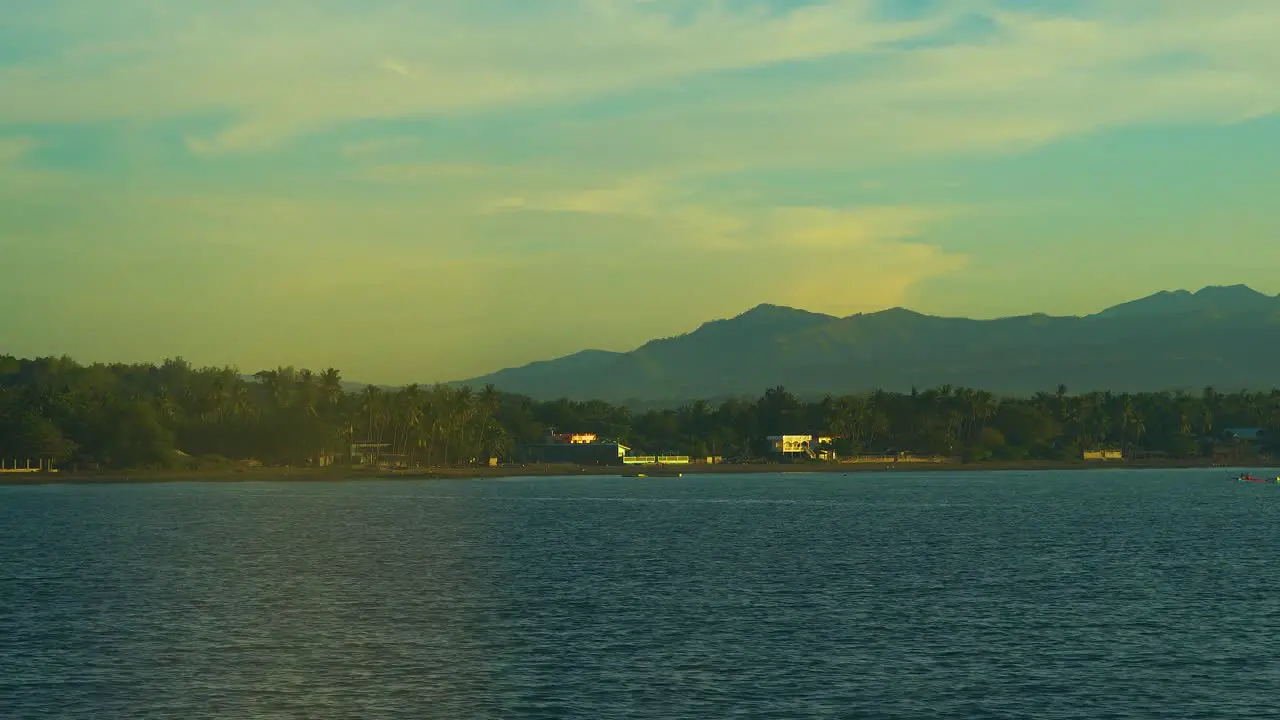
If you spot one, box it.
[2,471,1279,718]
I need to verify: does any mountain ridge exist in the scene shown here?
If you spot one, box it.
[456,285,1280,402]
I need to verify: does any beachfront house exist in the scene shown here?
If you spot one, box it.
[766,434,837,461]
[516,431,631,465]
[1216,428,1269,461]
[1222,428,1267,446]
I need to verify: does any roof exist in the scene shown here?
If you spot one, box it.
[524,440,627,448]
[1223,428,1266,441]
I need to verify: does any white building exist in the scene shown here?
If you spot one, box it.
[768,435,811,455]
[767,434,837,460]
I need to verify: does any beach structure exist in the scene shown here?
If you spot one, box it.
[517,430,631,465]
[622,454,691,466]
[767,434,837,460]
[0,457,58,473]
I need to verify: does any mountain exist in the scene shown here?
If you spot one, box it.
[1091,285,1278,319]
[461,349,622,393]
[457,286,1280,402]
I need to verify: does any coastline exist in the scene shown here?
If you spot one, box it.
[2,459,1275,486]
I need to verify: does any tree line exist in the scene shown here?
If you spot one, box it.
[1,355,1277,470]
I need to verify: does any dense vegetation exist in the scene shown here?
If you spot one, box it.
[1,355,1277,470]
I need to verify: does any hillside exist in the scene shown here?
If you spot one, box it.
[457,285,1280,402]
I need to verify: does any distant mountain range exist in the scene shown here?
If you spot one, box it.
[455,285,1280,402]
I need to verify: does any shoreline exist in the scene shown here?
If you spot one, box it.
[2,459,1276,486]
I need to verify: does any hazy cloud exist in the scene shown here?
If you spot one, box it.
[0,137,39,164]
[0,168,963,378]
[1,0,1275,161]
[341,136,422,158]
[0,136,73,192]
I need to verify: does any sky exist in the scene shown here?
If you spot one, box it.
[2,0,1278,384]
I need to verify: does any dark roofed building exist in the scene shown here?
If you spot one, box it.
[1222,428,1266,443]
[1215,427,1270,463]
[516,432,632,466]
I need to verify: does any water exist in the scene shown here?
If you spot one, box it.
[3,470,1279,718]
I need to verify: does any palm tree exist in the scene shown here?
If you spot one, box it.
[358,385,386,444]
[253,370,282,411]
[295,369,320,419]
[392,385,424,459]
[319,368,344,410]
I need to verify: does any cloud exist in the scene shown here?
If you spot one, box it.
[743,206,945,251]
[0,137,39,164]
[358,162,499,184]
[0,136,73,192]
[534,3,1280,175]
[1,0,1276,164]
[470,176,965,315]
[184,119,297,155]
[0,0,949,152]
[0,166,964,379]
[484,176,670,216]
[379,59,411,76]
[705,204,967,315]
[341,136,421,158]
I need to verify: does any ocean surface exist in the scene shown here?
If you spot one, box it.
[3,469,1280,719]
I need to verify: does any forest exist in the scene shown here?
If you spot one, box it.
[1,355,1277,470]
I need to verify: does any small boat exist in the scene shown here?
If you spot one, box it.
[1234,473,1271,484]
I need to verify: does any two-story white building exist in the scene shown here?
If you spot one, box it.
[766,434,836,460]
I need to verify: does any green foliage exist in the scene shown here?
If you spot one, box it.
[0,354,1277,470]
